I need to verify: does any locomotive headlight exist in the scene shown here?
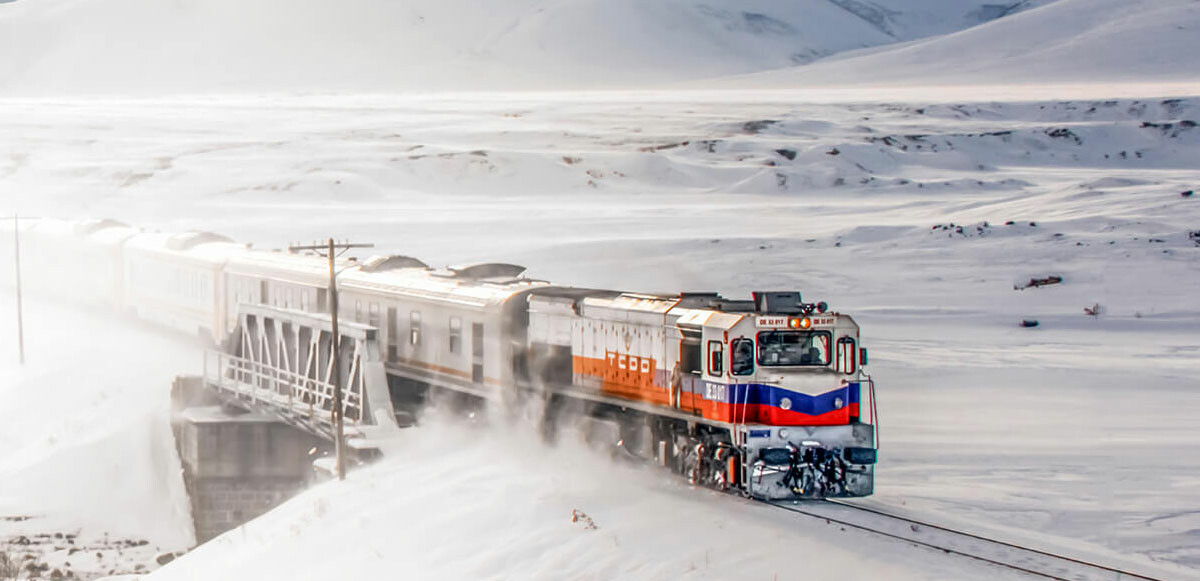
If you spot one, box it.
[834,397,845,410]
[780,397,792,411]
[788,317,812,329]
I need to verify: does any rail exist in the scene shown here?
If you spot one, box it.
[768,499,1170,581]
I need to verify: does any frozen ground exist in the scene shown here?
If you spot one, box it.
[0,297,196,578]
[0,90,1198,579]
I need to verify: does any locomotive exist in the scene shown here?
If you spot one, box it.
[11,218,878,499]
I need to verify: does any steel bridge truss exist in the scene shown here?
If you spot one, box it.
[202,304,398,441]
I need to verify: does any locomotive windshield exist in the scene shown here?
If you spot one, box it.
[757,331,831,366]
[731,338,754,375]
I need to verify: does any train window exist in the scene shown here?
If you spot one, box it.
[410,311,421,345]
[731,338,754,376]
[837,337,857,374]
[756,331,831,367]
[368,303,380,328]
[707,341,723,375]
[449,317,462,354]
[472,323,484,359]
[355,300,363,322]
[681,331,702,376]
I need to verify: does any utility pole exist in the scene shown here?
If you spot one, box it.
[288,238,373,481]
[13,214,24,365]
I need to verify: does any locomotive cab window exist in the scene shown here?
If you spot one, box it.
[757,331,831,366]
[707,341,723,375]
[410,311,421,345]
[731,338,754,376]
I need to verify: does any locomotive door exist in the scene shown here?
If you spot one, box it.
[678,328,703,414]
[701,325,728,421]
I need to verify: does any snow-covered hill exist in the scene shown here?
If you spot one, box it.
[733,0,1200,88]
[0,0,1046,94]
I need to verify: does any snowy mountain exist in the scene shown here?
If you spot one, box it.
[0,0,1051,94]
[732,0,1200,87]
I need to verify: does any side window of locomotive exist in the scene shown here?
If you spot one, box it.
[756,331,832,366]
[731,338,754,376]
[368,302,380,328]
[836,337,857,374]
[707,341,723,375]
[410,311,421,346]
[681,333,702,376]
[449,316,463,354]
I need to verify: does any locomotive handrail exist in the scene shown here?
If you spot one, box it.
[867,375,879,450]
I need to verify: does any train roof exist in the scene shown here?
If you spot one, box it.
[125,231,247,263]
[340,263,552,309]
[225,249,343,282]
[554,292,755,330]
[24,218,76,236]
[84,220,140,246]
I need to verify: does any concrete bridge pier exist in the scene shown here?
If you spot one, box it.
[171,377,329,544]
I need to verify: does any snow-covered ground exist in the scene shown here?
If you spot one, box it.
[0,89,1197,579]
[0,298,195,578]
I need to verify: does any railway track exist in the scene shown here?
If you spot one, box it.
[768,499,1176,581]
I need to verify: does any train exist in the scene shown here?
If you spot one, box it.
[9,217,878,499]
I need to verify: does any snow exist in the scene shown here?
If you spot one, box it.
[0,298,196,577]
[147,418,1029,581]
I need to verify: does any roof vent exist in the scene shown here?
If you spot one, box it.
[73,219,129,236]
[165,231,234,251]
[360,255,429,272]
[752,291,803,314]
[448,263,526,280]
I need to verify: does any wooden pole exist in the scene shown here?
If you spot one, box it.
[289,238,371,481]
[327,237,345,481]
[13,214,24,365]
